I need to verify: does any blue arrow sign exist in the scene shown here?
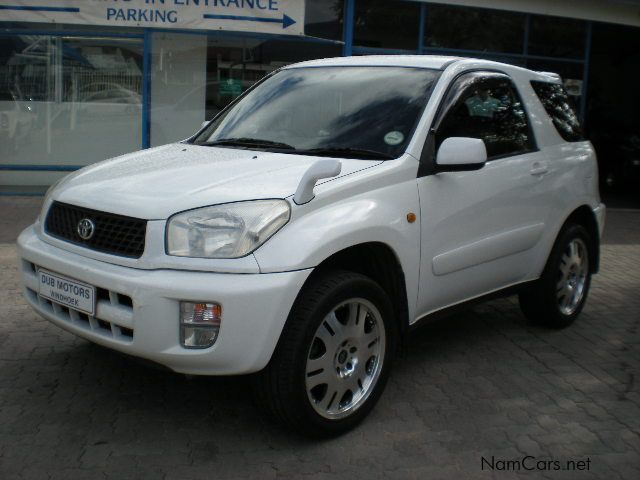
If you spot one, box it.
[203,13,296,29]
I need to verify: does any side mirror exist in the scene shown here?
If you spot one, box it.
[435,137,487,172]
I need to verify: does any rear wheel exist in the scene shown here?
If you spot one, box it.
[519,224,592,328]
[253,270,396,437]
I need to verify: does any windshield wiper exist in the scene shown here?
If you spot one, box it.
[202,137,295,150]
[202,139,393,160]
[295,147,394,160]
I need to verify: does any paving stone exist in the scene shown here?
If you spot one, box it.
[0,198,639,479]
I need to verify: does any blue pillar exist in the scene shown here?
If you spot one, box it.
[523,14,531,57]
[342,0,355,56]
[142,29,152,149]
[580,21,593,126]
[418,2,426,53]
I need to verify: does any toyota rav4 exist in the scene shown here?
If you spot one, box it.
[18,56,605,436]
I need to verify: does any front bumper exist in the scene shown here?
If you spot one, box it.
[17,225,311,375]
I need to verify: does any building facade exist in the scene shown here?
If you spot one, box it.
[1,0,639,194]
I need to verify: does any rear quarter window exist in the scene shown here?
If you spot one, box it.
[531,81,584,142]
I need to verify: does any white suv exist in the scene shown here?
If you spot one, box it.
[18,56,605,436]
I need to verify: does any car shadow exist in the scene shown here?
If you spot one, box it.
[13,295,537,448]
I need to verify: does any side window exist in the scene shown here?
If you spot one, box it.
[531,81,584,142]
[435,73,535,159]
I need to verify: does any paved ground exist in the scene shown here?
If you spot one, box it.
[0,196,639,480]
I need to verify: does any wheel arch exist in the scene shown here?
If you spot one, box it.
[295,242,410,337]
[560,205,600,273]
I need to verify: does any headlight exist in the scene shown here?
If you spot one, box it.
[166,200,290,258]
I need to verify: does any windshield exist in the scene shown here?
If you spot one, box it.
[193,66,441,159]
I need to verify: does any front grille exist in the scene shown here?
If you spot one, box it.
[45,201,147,258]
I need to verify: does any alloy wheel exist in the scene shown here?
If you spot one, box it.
[557,238,589,316]
[305,298,386,420]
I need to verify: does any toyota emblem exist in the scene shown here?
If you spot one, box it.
[77,218,95,240]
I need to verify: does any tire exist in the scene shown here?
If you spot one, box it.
[253,270,397,437]
[519,224,592,328]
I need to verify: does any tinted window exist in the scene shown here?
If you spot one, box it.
[436,73,534,158]
[531,81,584,142]
[529,16,586,59]
[304,0,343,41]
[426,5,525,54]
[195,67,441,159]
[354,0,420,50]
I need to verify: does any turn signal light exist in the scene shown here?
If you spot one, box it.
[180,302,222,349]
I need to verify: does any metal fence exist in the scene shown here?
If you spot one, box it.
[1,67,141,102]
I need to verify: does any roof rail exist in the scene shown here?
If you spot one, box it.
[538,71,562,81]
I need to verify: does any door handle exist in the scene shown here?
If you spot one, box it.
[530,162,549,176]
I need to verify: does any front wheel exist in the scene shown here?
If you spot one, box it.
[253,270,396,437]
[519,224,593,328]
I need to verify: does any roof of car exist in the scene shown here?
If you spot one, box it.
[285,55,560,83]
[285,55,462,70]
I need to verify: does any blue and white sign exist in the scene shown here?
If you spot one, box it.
[0,0,305,35]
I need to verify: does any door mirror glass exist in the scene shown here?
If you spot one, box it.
[436,137,487,171]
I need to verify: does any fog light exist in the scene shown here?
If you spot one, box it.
[180,302,222,349]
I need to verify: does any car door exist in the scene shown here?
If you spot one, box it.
[415,71,552,318]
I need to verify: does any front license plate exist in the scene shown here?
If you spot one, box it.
[38,269,95,316]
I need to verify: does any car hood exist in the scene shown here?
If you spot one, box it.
[53,143,381,219]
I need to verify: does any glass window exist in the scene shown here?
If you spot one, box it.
[148,33,342,146]
[195,66,441,159]
[531,81,584,142]
[150,32,208,147]
[425,5,525,54]
[436,72,534,158]
[0,34,143,187]
[528,16,586,59]
[305,0,344,41]
[587,22,640,138]
[354,0,420,50]
[202,35,342,121]
[526,59,584,111]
